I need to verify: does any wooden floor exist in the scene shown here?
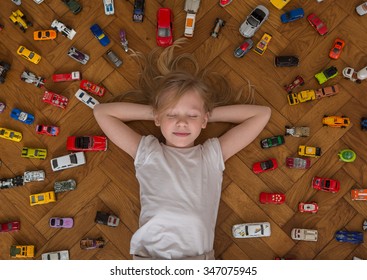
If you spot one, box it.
[1,0,367,260]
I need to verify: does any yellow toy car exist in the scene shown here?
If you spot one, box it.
[322,115,350,128]
[10,245,35,258]
[21,147,47,159]
[33,29,57,40]
[253,32,272,55]
[17,46,41,64]
[270,0,291,10]
[0,127,22,142]
[298,145,321,158]
[287,90,316,105]
[30,191,56,206]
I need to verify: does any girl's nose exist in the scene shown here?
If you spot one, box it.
[176,116,188,126]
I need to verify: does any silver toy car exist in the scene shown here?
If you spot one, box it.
[239,5,269,38]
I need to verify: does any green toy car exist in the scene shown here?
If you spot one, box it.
[315,66,338,84]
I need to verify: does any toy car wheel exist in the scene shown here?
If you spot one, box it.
[356,79,362,84]
[0,77,4,84]
[341,126,346,129]
[2,63,10,71]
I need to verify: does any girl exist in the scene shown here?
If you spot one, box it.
[93,41,271,260]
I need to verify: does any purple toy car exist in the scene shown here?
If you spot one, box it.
[49,217,74,228]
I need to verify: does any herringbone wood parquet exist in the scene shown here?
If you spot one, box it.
[0,0,367,260]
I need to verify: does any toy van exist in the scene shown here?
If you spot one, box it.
[10,245,35,258]
[351,189,367,200]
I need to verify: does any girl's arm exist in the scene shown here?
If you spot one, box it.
[93,102,154,159]
[209,105,271,162]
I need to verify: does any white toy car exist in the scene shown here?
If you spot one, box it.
[239,5,269,38]
[67,47,89,65]
[75,89,100,109]
[23,170,45,183]
[20,70,45,88]
[291,228,318,242]
[51,19,76,40]
[41,250,69,260]
[343,66,367,83]
[184,13,196,37]
[356,2,367,15]
[50,152,86,172]
[232,222,271,238]
[103,0,115,15]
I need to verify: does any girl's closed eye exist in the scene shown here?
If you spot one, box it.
[166,113,177,118]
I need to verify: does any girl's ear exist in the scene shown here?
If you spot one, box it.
[201,112,209,129]
[154,115,160,126]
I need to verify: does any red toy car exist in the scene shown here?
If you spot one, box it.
[307,13,328,35]
[252,158,278,174]
[312,176,340,193]
[259,192,285,204]
[42,91,69,109]
[156,8,173,47]
[0,221,20,232]
[66,136,107,151]
[80,79,106,97]
[52,71,81,82]
[35,124,60,136]
[285,157,311,169]
[284,75,305,94]
[329,38,345,59]
[298,202,319,213]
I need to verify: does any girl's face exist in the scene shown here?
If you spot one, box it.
[154,90,209,148]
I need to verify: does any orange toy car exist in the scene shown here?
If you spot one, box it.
[33,30,57,40]
[322,115,350,128]
[329,38,345,59]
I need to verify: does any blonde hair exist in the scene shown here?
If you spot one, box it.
[116,38,254,111]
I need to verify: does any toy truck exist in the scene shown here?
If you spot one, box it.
[10,245,35,258]
[285,126,310,137]
[184,0,201,37]
[287,90,316,105]
[9,10,32,32]
[52,71,80,82]
[298,145,321,158]
[351,189,367,201]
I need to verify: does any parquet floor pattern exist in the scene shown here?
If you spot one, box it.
[0,0,367,260]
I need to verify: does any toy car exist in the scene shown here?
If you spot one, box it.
[312,176,340,193]
[54,179,76,193]
[307,13,328,35]
[33,0,44,3]
[12,0,22,5]
[50,152,86,172]
[363,220,367,230]
[0,61,11,84]
[62,0,82,14]
[315,66,338,84]
[33,29,57,40]
[260,135,285,149]
[286,157,311,169]
[23,170,45,182]
[342,66,367,84]
[291,228,318,241]
[211,18,225,38]
[29,191,56,206]
[90,23,110,46]
[219,0,233,7]
[80,238,105,249]
[329,38,345,59]
[103,0,114,15]
[49,217,74,228]
[75,89,100,109]
[314,84,340,98]
[335,230,363,244]
[361,117,367,130]
[95,211,120,227]
[42,91,69,109]
[156,8,173,47]
[35,124,60,136]
[52,71,80,82]
[67,136,107,151]
[232,222,271,238]
[356,2,367,16]
[80,80,106,97]
[287,89,315,105]
[10,108,34,125]
[259,192,285,204]
[351,189,367,201]
[252,158,278,174]
[9,10,32,32]
[20,70,45,88]
[239,5,269,38]
[280,8,304,23]
[105,49,123,67]
[275,56,299,67]
[0,221,20,232]
[298,202,318,213]
[338,149,356,162]
[0,127,22,142]
[284,76,304,94]
[253,32,272,55]
[119,29,129,52]
[270,0,291,9]
[21,147,47,160]
[184,12,196,38]
[285,126,310,137]
[16,46,41,64]
[41,250,69,260]
[133,0,145,22]
[10,245,34,258]
[51,19,76,40]
[234,39,254,58]
[298,145,321,158]
[67,47,89,64]
[322,115,350,128]
[0,102,5,113]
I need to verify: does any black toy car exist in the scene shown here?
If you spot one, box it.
[0,61,11,84]
[275,56,299,67]
[211,18,225,38]
[361,117,367,131]
[95,211,120,227]
[133,0,145,22]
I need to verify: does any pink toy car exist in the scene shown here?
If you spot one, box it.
[49,217,74,228]
[259,192,285,204]
[298,202,319,213]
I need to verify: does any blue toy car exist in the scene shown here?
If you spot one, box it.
[361,117,367,130]
[10,108,35,125]
[90,24,110,46]
[133,0,145,22]
[280,8,304,23]
[335,230,363,244]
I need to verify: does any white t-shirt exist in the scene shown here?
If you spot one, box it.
[130,135,225,259]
